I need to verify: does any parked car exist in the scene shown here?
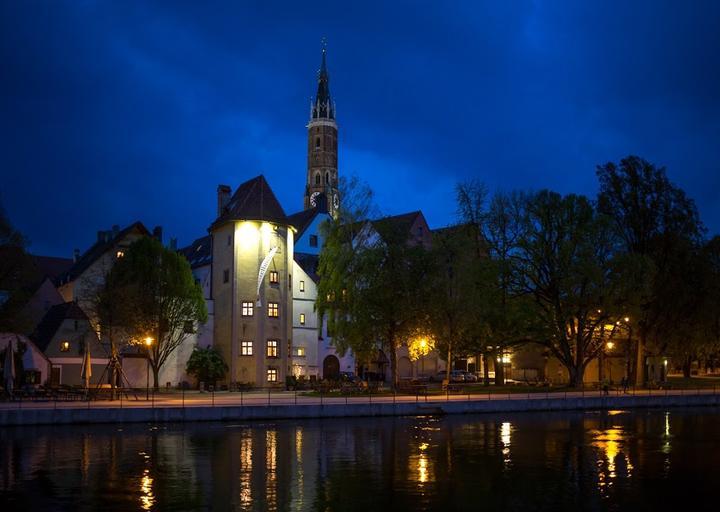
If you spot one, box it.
[462,372,478,383]
[431,370,467,382]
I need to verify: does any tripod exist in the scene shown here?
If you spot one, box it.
[93,355,139,401]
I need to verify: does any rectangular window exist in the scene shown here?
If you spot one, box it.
[223,269,229,283]
[309,235,318,247]
[269,270,279,284]
[242,301,254,316]
[266,339,278,358]
[60,341,70,352]
[299,313,305,325]
[267,302,279,318]
[295,346,306,357]
[267,368,277,382]
[299,280,305,292]
[241,340,253,356]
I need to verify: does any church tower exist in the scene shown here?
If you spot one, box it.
[304,46,339,217]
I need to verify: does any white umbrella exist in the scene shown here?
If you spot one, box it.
[4,337,15,394]
[81,341,92,389]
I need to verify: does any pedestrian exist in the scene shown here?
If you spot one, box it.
[621,376,629,394]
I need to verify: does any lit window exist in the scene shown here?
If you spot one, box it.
[116,250,125,259]
[269,270,279,284]
[266,339,278,358]
[241,340,253,356]
[299,313,305,325]
[309,235,318,248]
[242,301,254,317]
[295,346,306,357]
[268,302,279,318]
[299,280,305,292]
[267,368,278,382]
[60,341,70,352]
[223,269,229,283]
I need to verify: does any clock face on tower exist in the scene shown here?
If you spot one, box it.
[333,193,339,210]
[310,192,320,207]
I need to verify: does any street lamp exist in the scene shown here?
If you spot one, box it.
[144,337,154,400]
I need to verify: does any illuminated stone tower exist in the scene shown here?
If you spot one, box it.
[304,46,339,217]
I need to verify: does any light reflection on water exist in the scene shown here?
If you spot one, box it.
[1,408,718,511]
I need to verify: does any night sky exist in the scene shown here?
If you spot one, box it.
[2,1,719,257]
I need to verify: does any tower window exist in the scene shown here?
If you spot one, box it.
[315,173,320,185]
[299,280,305,292]
[325,172,329,184]
[299,313,305,325]
[269,270,279,284]
[268,302,279,318]
[223,269,229,283]
[242,301,254,317]
[241,340,253,356]
[315,137,320,148]
[266,339,278,358]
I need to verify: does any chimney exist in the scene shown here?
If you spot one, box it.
[169,237,177,251]
[152,226,163,243]
[217,184,231,217]
[73,248,80,262]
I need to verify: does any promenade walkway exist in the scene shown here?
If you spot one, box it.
[1,386,718,426]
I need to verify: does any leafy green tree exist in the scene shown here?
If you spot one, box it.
[317,177,432,388]
[516,190,638,387]
[0,204,37,333]
[186,346,228,387]
[596,156,705,382]
[106,237,207,389]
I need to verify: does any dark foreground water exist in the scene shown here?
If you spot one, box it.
[1,408,719,511]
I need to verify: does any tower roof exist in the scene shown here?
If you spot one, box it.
[311,46,334,120]
[211,175,288,229]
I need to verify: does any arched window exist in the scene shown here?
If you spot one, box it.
[315,173,321,185]
[315,137,320,149]
[325,172,330,184]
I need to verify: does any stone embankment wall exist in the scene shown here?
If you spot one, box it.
[1,394,718,426]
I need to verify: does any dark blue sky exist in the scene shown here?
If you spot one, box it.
[2,1,719,257]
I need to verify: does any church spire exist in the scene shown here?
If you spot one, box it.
[312,42,334,120]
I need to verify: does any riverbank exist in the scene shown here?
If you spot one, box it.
[1,389,718,426]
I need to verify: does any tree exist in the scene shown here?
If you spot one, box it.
[0,204,37,333]
[317,176,432,388]
[516,190,637,387]
[596,156,705,382]
[186,346,228,387]
[106,237,207,389]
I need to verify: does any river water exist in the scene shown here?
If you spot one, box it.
[1,408,718,511]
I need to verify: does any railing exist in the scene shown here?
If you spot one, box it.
[1,383,718,410]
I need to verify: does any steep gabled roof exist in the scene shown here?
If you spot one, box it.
[59,221,150,284]
[31,255,73,285]
[211,175,288,229]
[371,211,422,235]
[288,207,323,240]
[180,235,213,269]
[295,252,320,283]
[31,302,89,351]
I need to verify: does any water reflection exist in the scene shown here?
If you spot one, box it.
[1,408,718,511]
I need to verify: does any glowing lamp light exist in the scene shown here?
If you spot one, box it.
[606,341,614,350]
[144,337,154,347]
